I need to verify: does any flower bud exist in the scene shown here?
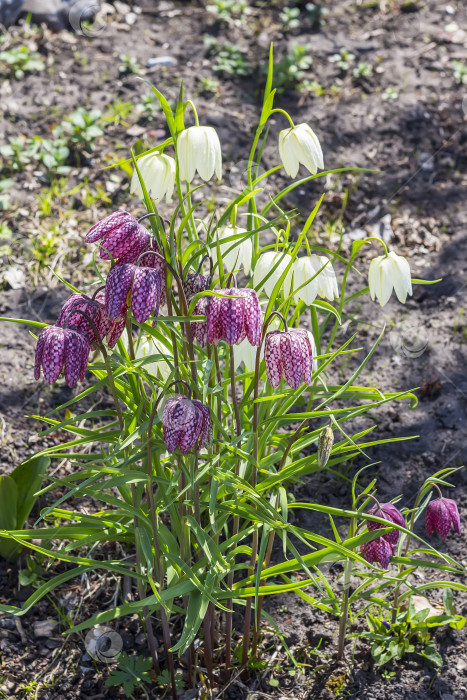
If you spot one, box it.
[317,424,334,468]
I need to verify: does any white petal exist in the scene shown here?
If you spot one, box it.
[253,251,292,297]
[300,123,324,170]
[177,130,189,182]
[234,337,261,373]
[390,251,412,304]
[293,130,317,175]
[279,128,299,178]
[378,257,395,307]
[368,256,383,302]
[293,257,318,305]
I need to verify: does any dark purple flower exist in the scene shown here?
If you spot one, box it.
[206,288,262,347]
[85,211,150,264]
[183,272,208,303]
[192,296,208,348]
[367,502,405,546]
[105,315,127,348]
[138,237,167,305]
[264,328,313,389]
[361,537,394,569]
[105,263,162,324]
[94,290,127,349]
[34,325,90,388]
[57,293,107,348]
[426,497,461,539]
[162,396,210,454]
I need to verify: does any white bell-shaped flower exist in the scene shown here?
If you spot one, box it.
[279,123,324,178]
[177,126,222,183]
[131,152,176,203]
[292,255,339,304]
[253,251,293,298]
[368,251,412,307]
[234,337,260,373]
[215,226,252,275]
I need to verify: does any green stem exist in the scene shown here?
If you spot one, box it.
[336,516,356,660]
[146,402,177,697]
[391,483,440,623]
[242,343,262,665]
[270,108,295,128]
[185,99,199,126]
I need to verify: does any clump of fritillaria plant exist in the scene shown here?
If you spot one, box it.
[0,47,464,697]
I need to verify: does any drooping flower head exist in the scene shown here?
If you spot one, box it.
[368,250,412,307]
[105,262,162,325]
[130,152,176,203]
[184,272,210,348]
[426,497,461,539]
[264,328,314,389]
[162,396,211,454]
[56,290,127,350]
[34,325,90,388]
[56,293,106,348]
[279,122,324,178]
[292,255,339,304]
[206,288,262,347]
[177,126,222,183]
[183,271,208,303]
[253,251,293,299]
[367,502,405,546]
[85,211,151,264]
[93,290,127,349]
[360,537,394,569]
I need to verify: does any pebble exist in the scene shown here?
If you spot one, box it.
[0,617,16,631]
[147,56,178,68]
[33,620,58,638]
[114,1,130,14]
[125,12,137,25]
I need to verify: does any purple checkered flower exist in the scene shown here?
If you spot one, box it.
[183,273,209,348]
[162,396,210,454]
[105,263,162,325]
[367,502,405,546]
[34,325,90,388]
[360,537,394,569]
[85,211,150,264]
[93,290,127,349]
[264,328,313,389]
[57,293,107,348]
[206,288,262,347]
[183,272,208,303]
[192,296,208,348]
[426,497,461,539]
